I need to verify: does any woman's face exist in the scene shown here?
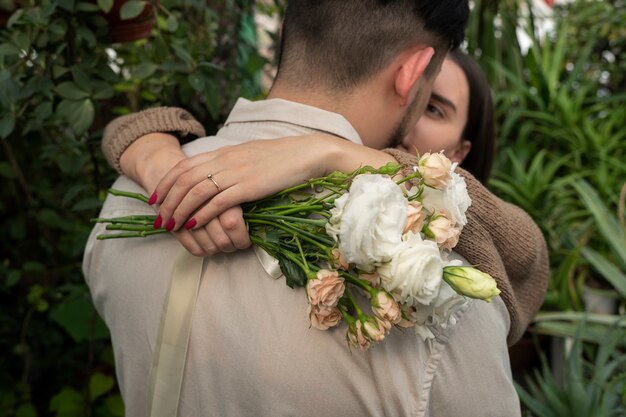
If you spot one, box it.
[398,57,471,163]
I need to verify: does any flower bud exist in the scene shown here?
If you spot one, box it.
[425,213,460,250]
[330,248,350,271]
[418,152,452,189]
[347,320,371,350]
[362,317,386,342]
[443,266,500,302]
[371,291,401,324]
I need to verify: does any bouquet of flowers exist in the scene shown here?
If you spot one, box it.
[93,152,500,350]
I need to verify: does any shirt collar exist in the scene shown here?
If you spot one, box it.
[223,98,363,145]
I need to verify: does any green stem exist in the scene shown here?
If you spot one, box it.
[244,213,327,227]
[342,273,375,294]
[246,219,333,250]
[105,224,160,232]
[96,229,166,239]
[345,289,364,317]
[108,188,150,203]
[91,215,156,225]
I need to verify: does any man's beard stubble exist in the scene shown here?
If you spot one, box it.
[385,90,422,150]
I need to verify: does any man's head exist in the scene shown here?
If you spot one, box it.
[271,0,469,149]
[276,0,468,91]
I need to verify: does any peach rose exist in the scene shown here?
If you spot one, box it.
[347,320,370,350]
[371,291,401,324]
[331,248,350,271]
[359,271,380,287]
[418,152,452,189]
[363,318,386,342]
[308,305,342,330]
[306,269,345,308]
[403,201,427,234]
[426,214,460,250]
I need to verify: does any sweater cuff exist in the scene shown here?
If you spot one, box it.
[102,107,206,174]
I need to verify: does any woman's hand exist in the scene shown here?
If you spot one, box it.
[118,132,251,255]
[150,133,398,233]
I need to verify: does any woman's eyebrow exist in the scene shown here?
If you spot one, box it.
[431,92,457,114]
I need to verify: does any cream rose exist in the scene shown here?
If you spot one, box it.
[418,152,452,189]
[306,269,345,308]
[377,232,443,306]
[327,174,407,272]
[426,214,461,250]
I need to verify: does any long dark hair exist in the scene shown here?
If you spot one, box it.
[448,50,496,184]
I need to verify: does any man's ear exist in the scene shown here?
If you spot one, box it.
[394,47,435,106]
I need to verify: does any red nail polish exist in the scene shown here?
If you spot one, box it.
[165,218,176,232]
[153,214,162,229]
[185,218,197,230]
[148,192,157,205]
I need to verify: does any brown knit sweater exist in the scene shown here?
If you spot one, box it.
[101,108,549,346]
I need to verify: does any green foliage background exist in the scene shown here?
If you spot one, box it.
[0,0,278,414]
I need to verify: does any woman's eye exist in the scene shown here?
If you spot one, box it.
[426,103,444,118]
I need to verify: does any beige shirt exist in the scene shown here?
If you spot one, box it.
[83,98,520,417]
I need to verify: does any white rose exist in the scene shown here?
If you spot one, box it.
[377,232,443,306]
[328,174,407,272]
[421,167,471,226]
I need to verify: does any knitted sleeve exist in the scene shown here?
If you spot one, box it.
[383,148,549,346]
[102,107,206,173]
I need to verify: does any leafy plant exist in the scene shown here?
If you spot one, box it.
[0,0,270,414]
[516,321,626,417]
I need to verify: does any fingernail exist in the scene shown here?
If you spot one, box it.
[148,192,157,205]
[165,218,176,232]
[185,218,197,230]
[153,214,162,229]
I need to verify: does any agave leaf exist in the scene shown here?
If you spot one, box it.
[573,180,626,269]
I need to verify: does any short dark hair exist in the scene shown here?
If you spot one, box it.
[449,50,496,184]
[276,0,469,91]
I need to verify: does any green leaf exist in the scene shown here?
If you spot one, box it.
[166,14,179,32]
[15,403,37,417]
[97,0,114,13]
[132,62,159,79]
[581,247,626,299]
[57,99,95,134]
[89,373,114,401]
[104,394,125,416]
[71,68,93,94]
[188,72,204,92]
[120,0,145,20]
[49,387,83,414]
[76,1,100,12]
[57,0,76,12]
[277,254,307,288]
[50,298,109,343]
[0,115,15,139]
[5,270,21,288]
[0,44,20,57]
[92,81,114,100]
[55,82,90,100]
[0,161,16,179]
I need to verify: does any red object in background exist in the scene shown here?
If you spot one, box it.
[103,0,156,43]
[545,0,555,6]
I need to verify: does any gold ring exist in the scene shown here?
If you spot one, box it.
[206,173,222,193]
